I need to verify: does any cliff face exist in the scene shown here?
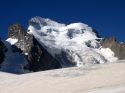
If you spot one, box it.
[0,38,7,65]
[101,37,125,60]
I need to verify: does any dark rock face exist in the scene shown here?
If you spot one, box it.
[8,24,34,53]
[8,24,61,72]
[56,50,76,67]
[26,38,61,71]
[101,37,125,60]
[0,38,7,65]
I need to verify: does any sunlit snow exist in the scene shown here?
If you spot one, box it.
[6,38,18,45]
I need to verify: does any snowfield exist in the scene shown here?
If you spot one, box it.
[0,61,125,93]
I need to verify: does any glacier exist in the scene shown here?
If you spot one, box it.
[28,16,118,67]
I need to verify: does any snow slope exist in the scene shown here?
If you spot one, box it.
[28,16,118,67]
[0,62,125,93]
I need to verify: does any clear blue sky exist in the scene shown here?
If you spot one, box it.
[0,0,125,41]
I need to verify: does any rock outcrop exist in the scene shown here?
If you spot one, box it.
[101,37,125,60]
[8,24,61,72]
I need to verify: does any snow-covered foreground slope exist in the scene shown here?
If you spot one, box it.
[0,62,125,93]
[85,85,125,93]
[28,16,118,67]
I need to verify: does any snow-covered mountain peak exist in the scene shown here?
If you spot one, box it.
[28,16,98,41]
[29,16,65,28]
[29,17,97,39]
[28,16,118,67]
